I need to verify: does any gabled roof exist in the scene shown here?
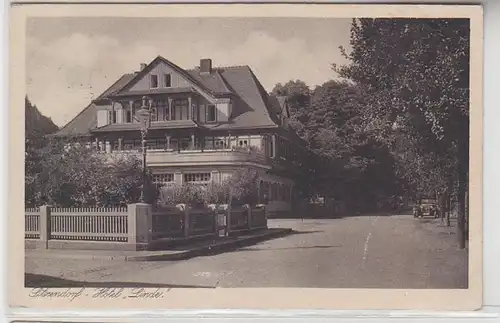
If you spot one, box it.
[212,65,277,130]
[55,57,288,136]
[186,68,232,95]
[114,56,231,97]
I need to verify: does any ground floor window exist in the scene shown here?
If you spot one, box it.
[152,173,174,184]
[184,172,211,184]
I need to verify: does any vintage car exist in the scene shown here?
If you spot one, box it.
[415,198,439,218]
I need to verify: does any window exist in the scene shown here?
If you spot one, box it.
[125,109,132,123]
[239,140,248,147]
[173,99,188,120]
[150,75,159,88]
[164,74,171,87]
[132,100,141,121]
[269,135,274,157]
[179,138,191,151]
[206,105,216,122]
[108,110,117,124]
[146,138,166,150]
[155,99,169,120]
[150,107,158,122]
[204,137,214,149]
[184,173,211,183]
[214,137,227,149]
[170,139,179,151]
[123,139,141,151]
[192,104,199,121]
[152,173,174,184]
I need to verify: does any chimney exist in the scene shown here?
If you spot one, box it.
[200,59,212,74]
[140,63,147,71]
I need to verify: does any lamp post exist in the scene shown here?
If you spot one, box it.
[136,96,152,203]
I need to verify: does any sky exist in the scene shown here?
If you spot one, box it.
[26,17,352,127]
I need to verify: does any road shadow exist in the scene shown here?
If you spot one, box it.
[25,273,214,288]
[270,210,412,220]
[287,229,324,234]
[150,228,297,251]
[234,244,342,253]
[193,228,321,259]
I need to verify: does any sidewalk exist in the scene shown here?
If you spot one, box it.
[25,228,293,262]
[414,216,469,250]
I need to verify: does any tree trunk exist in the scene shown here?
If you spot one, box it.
[446,192,451,227]
[456,138,468,249]
[457,179,466,249]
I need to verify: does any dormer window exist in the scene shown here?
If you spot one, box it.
[150,75,159,88]
[164,74,171,87]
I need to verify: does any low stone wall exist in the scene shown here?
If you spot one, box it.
[25,202,269,251]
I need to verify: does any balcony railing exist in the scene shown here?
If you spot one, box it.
[108,147,270,167]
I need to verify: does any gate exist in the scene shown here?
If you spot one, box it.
[215,206,228,237]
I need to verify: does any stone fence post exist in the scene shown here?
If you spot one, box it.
[244,204,252,230]
[175,204,190,238]
[39,205,51,249]
[226,204,232,236]
[207,204,218,236]
[127,203,152,251]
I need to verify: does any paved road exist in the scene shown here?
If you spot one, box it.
[26,214,468,289]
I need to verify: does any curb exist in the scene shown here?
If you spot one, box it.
[125,228,293,261]
[26,228,293,262]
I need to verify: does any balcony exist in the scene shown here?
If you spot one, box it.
[109,147,271,168]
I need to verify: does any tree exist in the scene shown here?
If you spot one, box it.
[25,138,158,207]
[334,18,469,247]
[271,78,403,211]
[271,80,312,139]
[25,96,59,139]
[25,97,59,206]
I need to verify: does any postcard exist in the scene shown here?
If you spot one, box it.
[9,2,483,311]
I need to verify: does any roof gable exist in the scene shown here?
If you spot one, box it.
[115,56,226,99]
[55,58,296,136]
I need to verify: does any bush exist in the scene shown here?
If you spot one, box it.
[25,139,160,207]
[203,181,230,204]
[158,184,206,208]
[156,169,260,207]
[228,168,260,206]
